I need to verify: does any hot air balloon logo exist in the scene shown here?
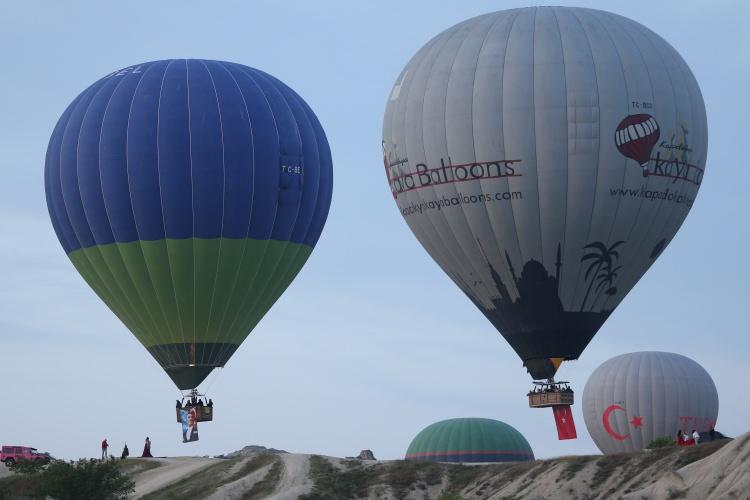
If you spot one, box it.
[614,114,660,177]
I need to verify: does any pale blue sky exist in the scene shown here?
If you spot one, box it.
[0,0,747,461]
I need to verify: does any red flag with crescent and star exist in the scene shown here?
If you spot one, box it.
[553,405,577,440]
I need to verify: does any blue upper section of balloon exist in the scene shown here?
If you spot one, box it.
[45,59,333,254]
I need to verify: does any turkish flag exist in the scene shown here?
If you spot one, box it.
[553,405,577,440]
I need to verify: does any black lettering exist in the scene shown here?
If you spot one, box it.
[469,163,484,178]
[416,163,430,187]
[652,152,665,176]
[440,157,450,183]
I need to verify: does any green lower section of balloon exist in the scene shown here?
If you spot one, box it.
[67,237,312,363]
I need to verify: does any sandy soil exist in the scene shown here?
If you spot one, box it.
[132,456,221,498]
[625,432,750,500]
[266,453,312,500]
[5,434,744,499]
[132,453,313,499]
[205,458,273,500]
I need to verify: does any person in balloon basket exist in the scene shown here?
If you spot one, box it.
[101,438,108,460]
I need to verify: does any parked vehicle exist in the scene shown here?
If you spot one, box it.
[0,446,51,466]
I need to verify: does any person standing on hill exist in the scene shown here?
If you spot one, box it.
[101,439,109,460]
[141,437,153,458]
[692,429,701,444]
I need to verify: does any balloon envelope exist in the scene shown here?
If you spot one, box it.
[382,7,707,379]
[45,60,333,389]
[405,418,534,463]
[582,351,718,454]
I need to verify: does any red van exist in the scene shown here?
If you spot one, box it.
[0,446,51,466]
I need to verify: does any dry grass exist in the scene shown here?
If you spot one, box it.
[300,455,376,499]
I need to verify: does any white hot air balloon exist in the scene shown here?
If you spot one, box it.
[382,7,707,385]
[582,351,719,454]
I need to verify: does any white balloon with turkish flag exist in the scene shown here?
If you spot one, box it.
[582,351,718,454]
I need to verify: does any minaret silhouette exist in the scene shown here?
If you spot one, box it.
[555,243,562,293]
[476,239,513,305]
[505,251,519,287]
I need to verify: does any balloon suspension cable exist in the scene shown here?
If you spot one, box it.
[201,367,220,395]
[531,378,571,387]
[182,388,206,399]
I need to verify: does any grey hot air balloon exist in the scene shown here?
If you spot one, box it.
[382,7,707,382]
[582,352,718,454]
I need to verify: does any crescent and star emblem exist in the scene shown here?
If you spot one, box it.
[602,404,644,440]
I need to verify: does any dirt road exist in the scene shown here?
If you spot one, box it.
[266,454,312,499]
[132,457,220,498]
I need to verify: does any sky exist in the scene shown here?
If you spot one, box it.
[0,0,748,461]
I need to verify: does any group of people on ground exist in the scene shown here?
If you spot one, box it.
[676,429,701,446]
[100,437,152,459]
[176,396,213,409]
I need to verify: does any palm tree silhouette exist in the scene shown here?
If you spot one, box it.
[591,263,622,311]
[580,241,624,311]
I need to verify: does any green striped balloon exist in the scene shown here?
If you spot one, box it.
[406,418,534,463]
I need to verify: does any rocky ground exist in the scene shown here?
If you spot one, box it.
[2,434,748,499]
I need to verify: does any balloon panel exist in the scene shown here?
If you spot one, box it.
[382,7,706,379]
[45,60,333,389]
[582,352,718,454]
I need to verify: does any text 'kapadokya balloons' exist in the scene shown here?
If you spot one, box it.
[382,7,707,380]
[45,60,333,390]
[582,352,718,454]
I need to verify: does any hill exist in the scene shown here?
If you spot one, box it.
[1,433,748,499]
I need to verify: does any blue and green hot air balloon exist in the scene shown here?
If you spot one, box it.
[45,59,333,391]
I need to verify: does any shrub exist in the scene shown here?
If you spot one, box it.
[7,459,48,475]
[36,458,134,500]
[646,436,676,450]
[300,455,374,499]
[1,458,135,500]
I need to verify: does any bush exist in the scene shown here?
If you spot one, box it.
[37,458,134,500]
[7,459,48,475]
[0,458,134,499]
[300,455,375,500]
[647,437,676,450]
